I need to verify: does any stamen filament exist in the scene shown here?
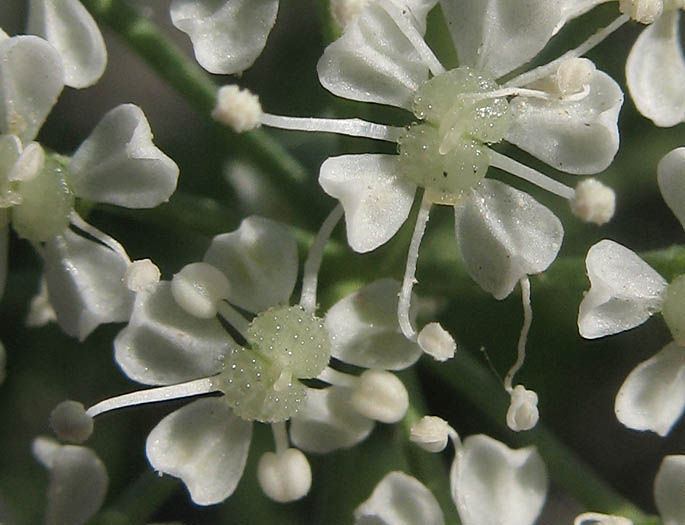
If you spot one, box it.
[85,377,218,418]
[488,150,576,200]
[459,86,553,103]
[217,301,251,340]
[260,113,403,142]
[271,421,290,455]
[398,191,432,341]
[504,276,532,393]
[506,14,629,88]
[300,204,344,313]
[69,211,132,263]
[378,0,446,76]
[317,366,358,388]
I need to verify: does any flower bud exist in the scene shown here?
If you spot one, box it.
[257,448,312,503]
[124,259,161,292]
[50,400,93,444]
[351,370,408,423]
[418,322,456,361]
[212,85,262,133]
[171,262,229,319]
[410,416,450,453]
[570,178,616,225]
[506,385,539,432]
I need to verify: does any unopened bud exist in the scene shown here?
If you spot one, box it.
[212,85,262,133]
[418,323,456,361]
[506,385,539,432]
[171,262,230,319]
[619,0,663,23]
[50,400,93,444]
[570,178,616,225]
[257,448,311,503]
[351,370,409,423]
[124,259,160,292]
[410,416,450,452]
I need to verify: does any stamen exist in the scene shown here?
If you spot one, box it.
[216,301,251,340]
[317,366,358,388]
[398,191,432,341]
[271,421,290,455]
[377,0,446,76]
[459,86,554,103]
[488,150,576,200]
[505,14,630,89]
[300,204,344,313]
[260,113,403,142]
[69,211,131,263]
[85,377,218,418]
[504,276,532,393]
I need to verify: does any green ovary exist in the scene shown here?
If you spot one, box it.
[214,305,331,423]
[398,67,512,201]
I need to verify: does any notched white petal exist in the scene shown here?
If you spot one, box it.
[654,455,685,525]
[146,398,252,506]
[354,471,445,525]
[114,281,233,385]
[318,3,429,109]
[626,10,685,127]
[657,147,685,230]
[28,0,107,88]
[68,104,179,208]
[450,434,547,525]
[506,70,623,174]
[320,154,416,253]
[203,215,298,313]
[170,0,278,74]
[615,342,685,437]
[44,230,134,341]
[325,279,422,370]
[455,179,563,300]
[578,240,667,339]
[0,35,64,143]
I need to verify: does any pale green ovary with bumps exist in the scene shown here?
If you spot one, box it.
[662,275,685,347]
[213,305,332,423]
[397,67,512,202]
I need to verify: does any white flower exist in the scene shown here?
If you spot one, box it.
[356,422,548,525]
[62,216,423,505]
[170,0,279,74]
[578,147,685,436]
[0,32,178,339]
[253,0,623,342]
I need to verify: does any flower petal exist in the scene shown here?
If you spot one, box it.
[44,230,134,341]
[615,342,685,437]
[68,104,179,208]
[203,216,298,313]
[454,179,563,300]
[289,386,374,454]
[439,0,600,78]
[170,0,278,74]
[451,434,547,525]
[146,398,252,506]
[654,455,685,525]
[27,0,107,88]
[114,281,233,385]
[354,471,445,525]
[626,10,685,127]
[320,154,416,253]
[578,240,667,339]
[317,3,430,109]
[506,69,623,174]
[657,147,685,230]
[0,35,64,143]
[325,279,422,370]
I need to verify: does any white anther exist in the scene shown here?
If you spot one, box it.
[574,512,634,525]
[26,279,57,328]
[124,259,161,292]
[330,0,371,29]
[556,58,595,97]
[410,415,450,453]
[619,0,663,23]
[417,322,456,361]
[257,448,312,503]
[212,85,263,133]
[50,400,94,444]
[351,370,409,423]
[506,385,539,432]
[171,262,230,319]
[570,178,616,225]
[7,142,44,182]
